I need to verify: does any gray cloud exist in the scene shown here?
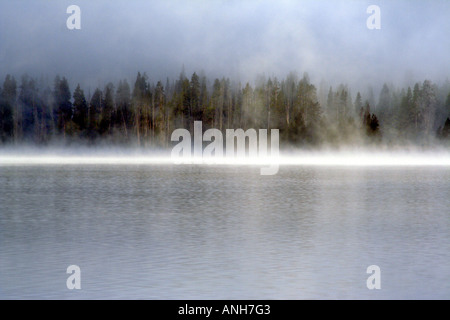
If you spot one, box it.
[0,0,449,91]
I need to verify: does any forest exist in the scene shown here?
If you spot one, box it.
[0,70,449,148]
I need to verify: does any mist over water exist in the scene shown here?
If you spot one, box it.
[1,146,450,167]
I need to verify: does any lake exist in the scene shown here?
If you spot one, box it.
[0,161,449,299]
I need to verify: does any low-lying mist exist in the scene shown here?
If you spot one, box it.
[1,143,449,167]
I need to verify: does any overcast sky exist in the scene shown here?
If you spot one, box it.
[0,0,449,92]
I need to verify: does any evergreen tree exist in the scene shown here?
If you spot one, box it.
[377,83,392,127]
[132,72,149,144]
[362,102,380,137]
[0,75,17,142]
[446,92,450,117]
[223,78,232,129]
[326,86,334,121]
[88,88,102,139]
[211,78,224,130]
[199,76,210,127]
[337,86,349,123]
[439,118,450,138]
[439,92,450,138]
[72,84,88,132]
[39,83,55,141]
[412,83,421,131]
[283,72,297,128]
[189,72,201,121]
[18,75,41,140]
[240,82,253,129]
[354,92,363,116]
[115,79,132,138]
[153,80,166,143]
[419,80,436,135]
[370,114,380,134]
[54,76,72,135]
[295,74,322,142]
[100,83,114,135]
[175,73,190,130]
[397,87,414,136]
[269,77,281,131]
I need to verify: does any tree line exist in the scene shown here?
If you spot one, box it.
[0,71,449,147]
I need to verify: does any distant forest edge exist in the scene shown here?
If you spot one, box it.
[0,71,449,148]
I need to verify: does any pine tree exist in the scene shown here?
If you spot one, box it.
[377,83,391,127]
[0,75,16,142]
[440,117,450,138]
[362,102,380,138]
[326,86,334,121]
[397,87,413,136]
[211,78,224,130]
[54,76,73,135]
[199,76,209,127]
[18,75,40,140]
[412,83,421,131]
[291,74,322,143]
[88,88,102,139]
[154,80,166,143]
[269,77,281,131]
[189,72,201,121]
[354,92,363,117]
[419,80,436,135]
[180,76,190,130]
[132,72,149,144]
[284,72,297,128]
[241,82,253,129]
[72,84,88,132]
[223,78,232,129]
[100,83,114,135]
[446,92,450,117]
[115,80,132,138]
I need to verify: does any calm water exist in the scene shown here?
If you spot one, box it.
[0,164,449,299]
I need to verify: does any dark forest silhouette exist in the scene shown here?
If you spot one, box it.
[0,71,449,147]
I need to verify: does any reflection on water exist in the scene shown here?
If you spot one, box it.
[0,165,449,299]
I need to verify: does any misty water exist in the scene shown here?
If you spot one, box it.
[0,162,449,299]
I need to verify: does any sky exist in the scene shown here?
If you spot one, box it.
[0,0,449,92]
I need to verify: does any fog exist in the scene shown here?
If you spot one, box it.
[1,146,449,168]
[1,0,449,91]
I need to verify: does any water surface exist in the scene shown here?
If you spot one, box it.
[0,164,449,299]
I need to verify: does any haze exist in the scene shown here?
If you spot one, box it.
[1,0,449,91]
